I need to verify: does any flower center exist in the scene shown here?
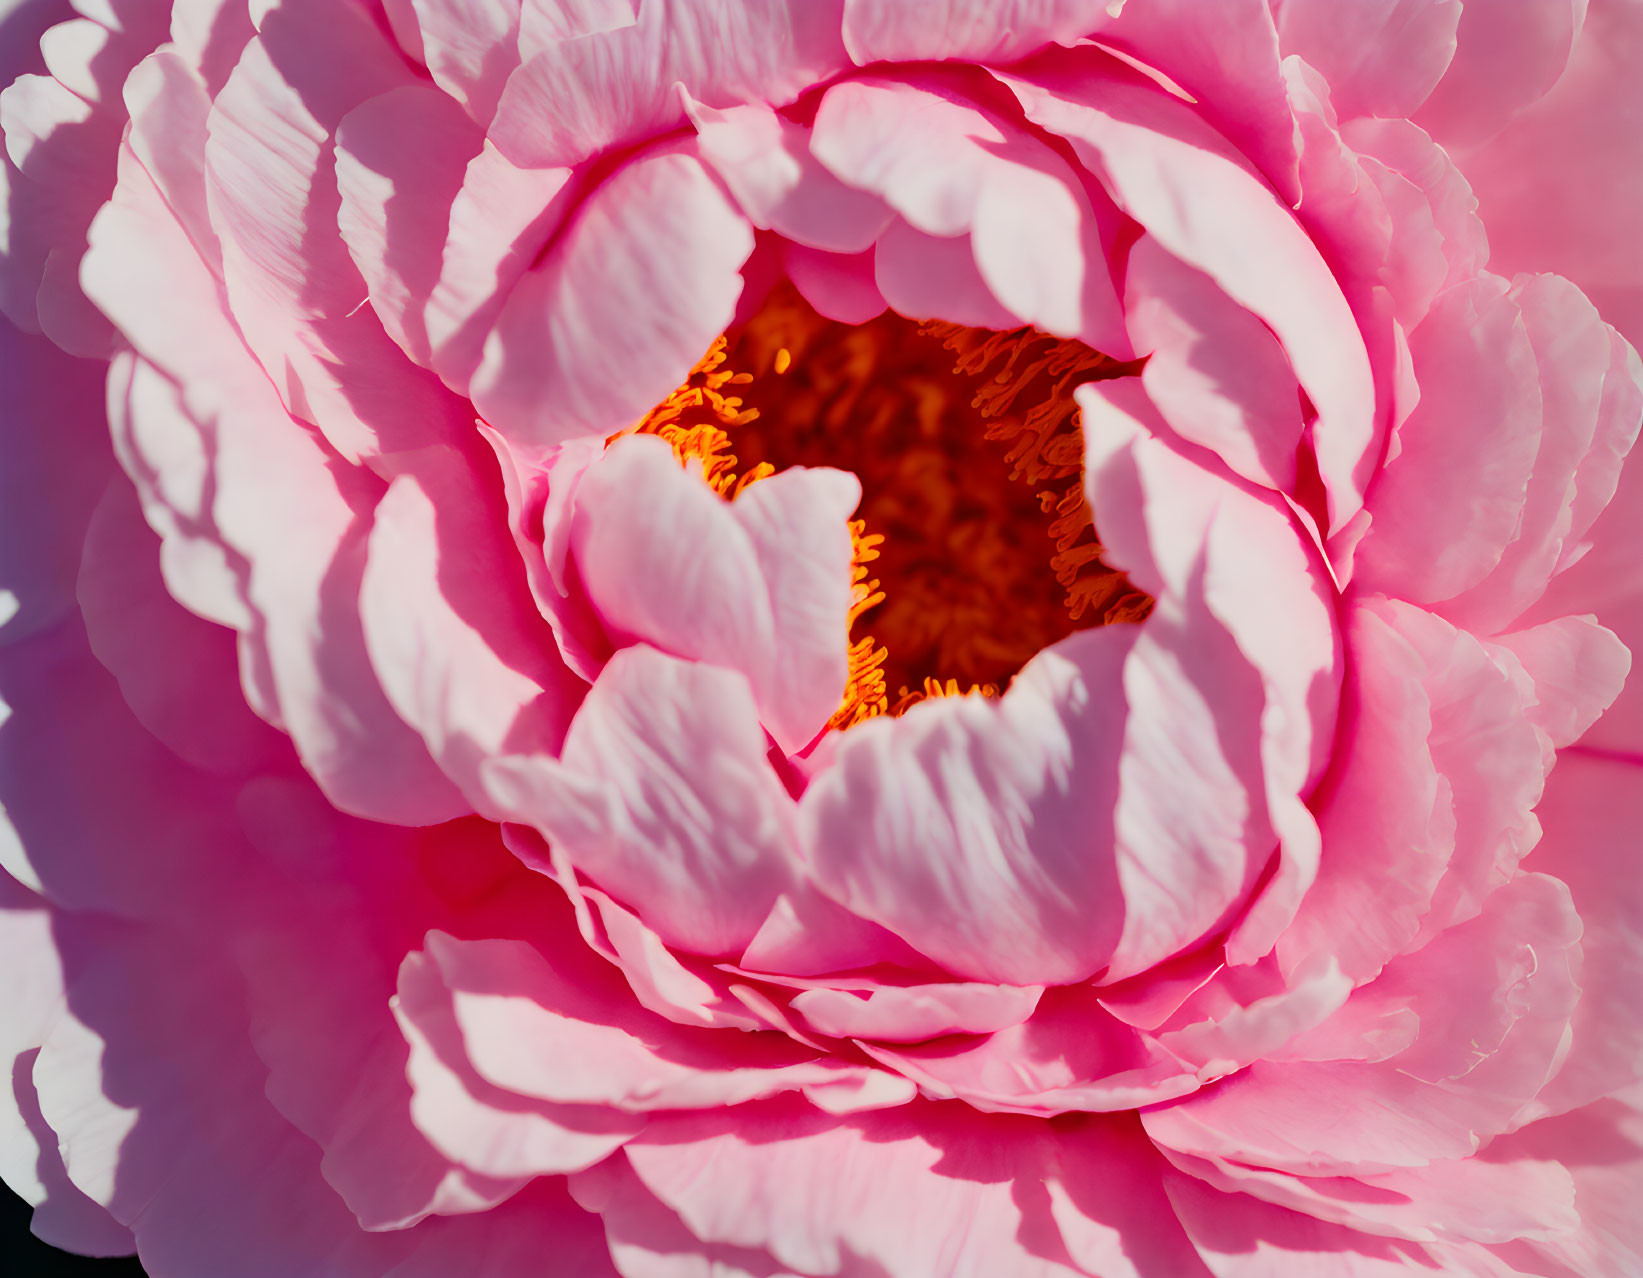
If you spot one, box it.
[628,283,1151,731]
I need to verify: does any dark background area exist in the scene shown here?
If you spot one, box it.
[0,1182,147,1276]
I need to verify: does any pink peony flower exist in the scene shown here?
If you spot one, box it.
[4,0,1643,1274]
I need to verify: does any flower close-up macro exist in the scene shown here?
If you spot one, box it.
[4,1,1643,1275]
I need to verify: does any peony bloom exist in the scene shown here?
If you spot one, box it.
[4,0,1643,1273]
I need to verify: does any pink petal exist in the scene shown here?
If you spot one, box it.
[1275,604,1453,985]
[1162,1143,1576,1248]
[424,931,893,1111]
[788,979,1042,1044]
[859,984,1199,1116]
[424,142,573,393]
[811,76,1127,350]
[1439,275,1622,632]
[781,241,887,325]
[335,83,483,368]
[623,1098,1088,1278]
[1452,0,1643,349]
[1489,617,1628,750]
[394,948,639,1181]
[999,50,1376,533]
[871,217,1017,330]
[688,99,894,254]
[471,149,754,447]
[570,434,857,754]
[84,152,467,824]
[1124,235,1303,492]
[487,0,849,170]
[801,627,1135,986]
[1416,0,1588,148]
[396,0,521,124]
[840,0,1107,63]
[738,882,931,978]
[1487,1090,1643,1277]
[1145,874,1582,1176]
[481,644,799,957]
[1154,955,1353,1078]
[1518,753,1643,1118]
[1276,0,1462,120]
[359,458,585,810]
[1354,275,1544,606]
[203,2,477,466]
[1093,0,1301,204]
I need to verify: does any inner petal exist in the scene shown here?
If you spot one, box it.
[627,282,1152,731]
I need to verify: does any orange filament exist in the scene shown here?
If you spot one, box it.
[625,284,1151,733]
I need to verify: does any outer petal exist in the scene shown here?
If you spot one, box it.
[1416,0,1589,148]
[1453,0,1643,348]
[1275,0,1461,121]
[487,0,849,170]
[1145,874,1582,1177]
[1517,753,1643,1117]
[620,1098,1089,1278]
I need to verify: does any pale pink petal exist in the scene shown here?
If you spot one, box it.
[122,50,223,272]
[811,77,1127,350]
[1377,602,1547,946]
[688,100,893,254]
[839,0,1105,63]
[424,932,894,1111]
[1276,0,1461,120]
[788,979,1042,1044]
[1488,1090,1643,1277]
[1340,117,1488,320]
[1162,1144,1576,1248]
[1000,50,1377,532]
[1517,754,1643,1118]
[1094,0,1301,204]
[394,948,640,1181]
[1453,0,1643,349]
[360,459,585,810]
[871,217,1017,331]
[1416,0,1589,148]
[400,0,520,124]
[1162,1170,1468,1277]
[1276,605,1453,985]
[572,1152,793,1278]
[488,0,849,170]
[780,242,887,324]
[1489,617,1628,750]
[472,149,754,447]
[1354,275,1544,605]
[481,644,799,957]
[202,3,476,466]
[622,1099,1087,1278]
[335,83,483,368]
[1046,1113,1215,1278]
[76,481,285,778]
[1145,875,1581,1176]
[0,877,135,1257]
[859,985,1199,1116]
[168,0,255,95]
[1155,956,1353,1079]
[1439,275,1622,632]
[1124,235,1303,492]
[424,142,572,393]
[800,627,1135,986]
[84,152,468,824]
[570,434,857,754]
[1081,383,1339,973]
[737,882,930,978]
